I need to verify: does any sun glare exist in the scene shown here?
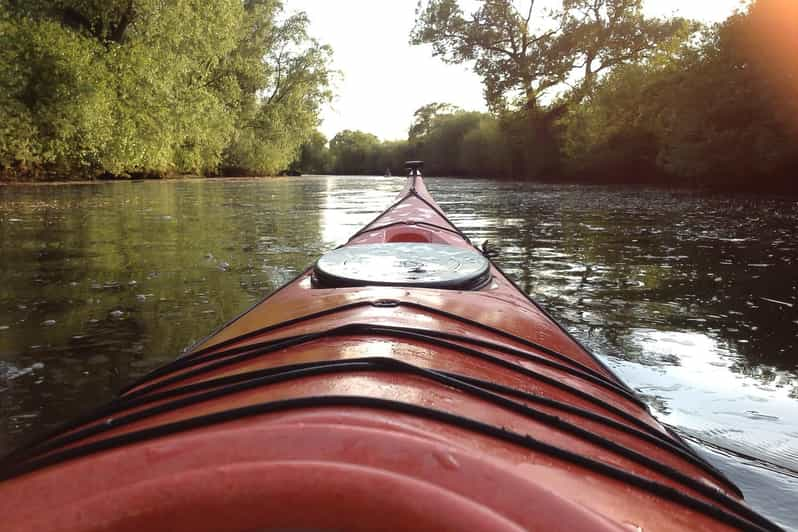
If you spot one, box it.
[743,0,798,125]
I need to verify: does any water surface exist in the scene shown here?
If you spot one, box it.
[1,176,796,528]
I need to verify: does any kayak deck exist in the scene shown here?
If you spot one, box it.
[0,173,780,531]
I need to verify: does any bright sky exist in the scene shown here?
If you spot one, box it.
[286,0,745,141]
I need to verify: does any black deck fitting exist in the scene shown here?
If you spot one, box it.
[404,161,424,176]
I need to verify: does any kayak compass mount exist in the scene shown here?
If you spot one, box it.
[314,243,490,290]
[314,159,490,290]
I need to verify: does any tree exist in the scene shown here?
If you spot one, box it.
[653,1,798,188]
[329,130,380,174]
[415,111,485,175]
[292,130,332,174]
[459,116,513,177]
[221,6,334,175]
[557,0,798,190]
[411,0,685,115]
[0,5,112,175]
[372,140,413,176]
[408,102,459,140]
[411,0,689,179]
[0,0,333,178]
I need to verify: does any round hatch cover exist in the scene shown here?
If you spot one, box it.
[315,243,490,289]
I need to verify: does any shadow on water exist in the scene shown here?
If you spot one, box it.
[1,176,796,528]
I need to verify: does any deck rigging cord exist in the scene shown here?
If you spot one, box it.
[0,371,779,531]
[3,321,738,497]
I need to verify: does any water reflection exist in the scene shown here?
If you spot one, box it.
[0,178,330,451]
[1,176,796,528]
[428,178,798,529]
[622,329,797,472]
[431,181,797,372]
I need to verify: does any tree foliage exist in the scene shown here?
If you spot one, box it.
[292,130,332,174]
[293,0,795,192]
[0,0,333,179]
[559,0,798,189]
[655,0,798,187]
[294,107,514,178]
[327,130,381,175]
[404,0,795,191]
[411,0,683,114]
[408,102,459,140]
[221,7,333,175]
[409,0,687,182]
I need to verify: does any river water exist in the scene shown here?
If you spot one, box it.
[1,176,796,528]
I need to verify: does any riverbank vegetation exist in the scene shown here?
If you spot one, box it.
[2,0,795,191]
[0,0,332,179]
[295,0,796,192]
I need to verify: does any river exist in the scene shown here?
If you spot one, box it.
[1,176,796,528]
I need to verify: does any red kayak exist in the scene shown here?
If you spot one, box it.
[0,163,780,531]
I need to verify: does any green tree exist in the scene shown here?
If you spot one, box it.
[557,58,671,182]
[329,130,381,174]
[408,102,459,140]
[221,8,334,175]
[459,116,513,178]
[416,111,484,175]
[412,0,683,114]
[100,0,244,175]
[0,4,114,175]
[654,0,798,188]
[412,0,685,179]
[292,130,332,174]
[406,104,513,177]
[558,0,798,190]
[0,0,333,179]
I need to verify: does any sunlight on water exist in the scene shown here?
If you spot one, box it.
[320,176,399,246]
[619,330,798,474]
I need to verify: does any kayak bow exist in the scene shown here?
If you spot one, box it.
[0,163,781,531]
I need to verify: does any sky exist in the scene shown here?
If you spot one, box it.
[286,0,746,141]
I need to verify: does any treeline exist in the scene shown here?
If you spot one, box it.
[296,0,796,192]
[560,0,797,190]
[0,0,332,179]
[294,108,514,178]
